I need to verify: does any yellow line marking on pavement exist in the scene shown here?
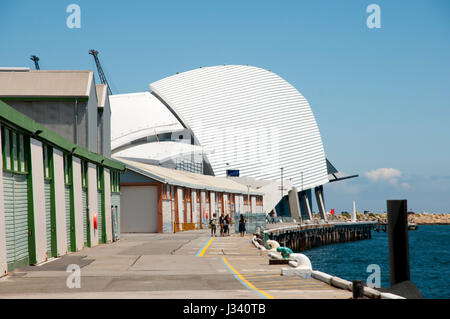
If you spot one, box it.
[243,274,283,278]
[222,256,274,299]
[250,280,319,285]
[197,237,214,257]
[247,280,315,284]
[255,284,324,288]
[247,277,305,284]
[252,282,322,288]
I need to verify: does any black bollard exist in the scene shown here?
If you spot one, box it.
[352,280,365,299]
[387,200,410,285]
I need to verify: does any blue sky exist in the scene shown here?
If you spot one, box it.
[1,0,449,213]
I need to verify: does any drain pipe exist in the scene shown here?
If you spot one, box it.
[74,98,78,145]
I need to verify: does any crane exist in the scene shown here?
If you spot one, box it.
[88,49,112,95]
[30,55,40,70]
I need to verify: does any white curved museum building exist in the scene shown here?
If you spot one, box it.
[110,65,355,225]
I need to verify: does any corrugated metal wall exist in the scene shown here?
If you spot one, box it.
[44,180,52,255]
[111,193,120,237]
[82,188,88,245]
[65,185,71,251]
[3,173,29,270]
[97,190,103,243]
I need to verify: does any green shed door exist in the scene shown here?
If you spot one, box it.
[111,194,120,237]
[97,190,103,243]
[3,172,30,271]
[65,185,71,251]
[44,180,52,257]
[82,188,88,245]
[4,173,15,266]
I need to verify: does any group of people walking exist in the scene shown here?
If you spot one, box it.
[209,214,247,237]
[209,214,231,237]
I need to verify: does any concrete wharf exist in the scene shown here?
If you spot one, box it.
[0,231,352,299]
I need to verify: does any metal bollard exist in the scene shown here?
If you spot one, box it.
[387,200,410,286]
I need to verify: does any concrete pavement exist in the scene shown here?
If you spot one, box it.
[0,230,351,299]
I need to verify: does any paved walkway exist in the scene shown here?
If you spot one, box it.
[0,230,351,299]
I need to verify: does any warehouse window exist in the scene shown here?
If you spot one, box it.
[256,196,263,205]
[19,135,25,172]
[185,188,191,202]
[166,184,170,199]
[2,127,11,170]
[43,145,52,179]
[161,184,169,200]
[81,160,88,188]
[110,170,120,193]
[110,170,114,192]
[11,132,17,171]
[63,154,72,185]
[97,166,103,190]
[2,126,26,173]
[215,193,219,213]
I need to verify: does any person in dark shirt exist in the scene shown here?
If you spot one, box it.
[219,215,224,237]
[224,214,230,236]
[239,214,246,237]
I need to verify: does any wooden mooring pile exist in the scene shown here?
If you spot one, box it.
[264,222,376,252]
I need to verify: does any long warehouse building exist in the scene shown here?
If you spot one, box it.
[0,68,124,275]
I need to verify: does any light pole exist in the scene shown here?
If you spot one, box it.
[300,171,304,223]
[280,167,284,199]
[247,185,251,215]
[278,167,287,216]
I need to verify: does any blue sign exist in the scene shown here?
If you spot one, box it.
[226,169,239,177]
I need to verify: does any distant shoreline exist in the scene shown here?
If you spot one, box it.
[323,213,450,225]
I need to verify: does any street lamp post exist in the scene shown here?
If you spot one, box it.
[280,167,284,199]
[247,185,251,215]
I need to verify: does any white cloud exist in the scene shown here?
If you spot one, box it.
[365,168,402,183]
[365,168,412,189]
[400,182,411,189]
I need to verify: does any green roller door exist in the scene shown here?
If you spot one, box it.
[4,172,30,271]
[97,190,103,243]
[65,185,72,251]
[4,173,15,266]
[111,193,120,239]
[82,188,88,246]
[44,180,52,257]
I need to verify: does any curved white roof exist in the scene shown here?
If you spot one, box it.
[113,141,209,165]
[109,92,184,150]
[150,65,328,190]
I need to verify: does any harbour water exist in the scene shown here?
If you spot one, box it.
[302,225,450,299]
